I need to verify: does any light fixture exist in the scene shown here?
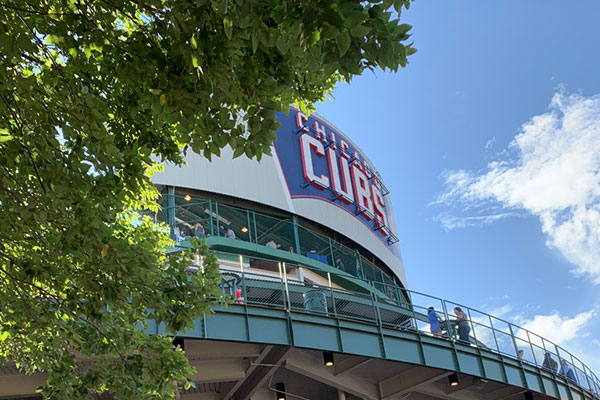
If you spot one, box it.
[241,226,248,233]
[275,382,286,400]
[524,392,534,400]
[323,351,334,367]
[448,373,458,387]
[184,194,191,201]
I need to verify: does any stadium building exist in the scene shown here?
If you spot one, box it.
[1,108,598,400]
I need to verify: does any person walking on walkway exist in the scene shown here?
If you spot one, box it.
[454,306,471,345]
[427,307,443,338]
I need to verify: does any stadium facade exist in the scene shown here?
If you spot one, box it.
[1,108,598,400]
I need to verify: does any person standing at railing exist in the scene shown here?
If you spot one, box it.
[173,225,184,243]
[560,359,578,383]
[542,352,558,373]
[193,222,205,239]
[266,239,280,248]
[226,227,236,239]
[427,307,443,338]
[454,307,471,344]
[335,258,346,272]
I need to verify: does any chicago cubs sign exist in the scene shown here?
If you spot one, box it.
[273,109,395,244]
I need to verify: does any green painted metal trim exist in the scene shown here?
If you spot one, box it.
[177,236,389,298]
[194,305,596,400]
[167,186,175,238]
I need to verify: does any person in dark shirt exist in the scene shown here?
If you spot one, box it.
[193,222,205,238]
[335,258,346,272]
[453,307,471,345]
[542,352,558,373]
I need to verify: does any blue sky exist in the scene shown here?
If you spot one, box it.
[314,2,600,374]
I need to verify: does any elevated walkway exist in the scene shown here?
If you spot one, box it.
[160,244,600,400]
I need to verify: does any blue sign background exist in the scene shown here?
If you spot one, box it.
[273,109,392,245]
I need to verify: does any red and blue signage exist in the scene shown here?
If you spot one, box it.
[273,109,397,245]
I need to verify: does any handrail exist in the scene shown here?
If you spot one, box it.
[154,192,401,291]
[202,251,600,397]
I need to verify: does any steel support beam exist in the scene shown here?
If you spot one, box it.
[284,349,379,400]
[189,359,250,383]
[378,367,451,400]
[226,346,291,400]
[334,357,372,376]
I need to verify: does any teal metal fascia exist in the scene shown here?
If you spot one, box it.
[177,237,389,298]
[161,306,594,400]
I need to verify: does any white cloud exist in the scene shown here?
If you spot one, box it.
[515,309,595,345]
[512,309,600,376]
[484,136,496,151]
[435,92,600,283]
[436,211,524,231]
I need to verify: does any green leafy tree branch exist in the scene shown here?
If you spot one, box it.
[0,0,415,398]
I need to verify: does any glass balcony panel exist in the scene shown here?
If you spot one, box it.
[253,212,295,250]
[530,344,560,372]
[171,199,212,241]
[575,367,589,390]
[592,374,600,394]
[215,203,253,242]
[529,344,545,368]
[514,337,535,363]
[489,316,511,335]
[377,283,402,304]
[360,256,379,284]
[494,330,517,357]
[471,321,497,350]
[330,241,360,277]
[298,226,332,266]
[410,293,444,316]
[543,338,559,358]
[527,331,544,348]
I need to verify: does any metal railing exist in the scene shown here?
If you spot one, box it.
[153,191,400,292]
[208,251,600,397]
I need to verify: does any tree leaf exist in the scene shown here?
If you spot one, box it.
[223,18,233,40]
[336,31,351,56]
[252,33,259,54]
[350,24,371,37]
[0,128,12,143]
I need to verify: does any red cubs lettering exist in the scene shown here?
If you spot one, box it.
[313,121,327,144]
[296,112,309,132]
[327,148,353,204]
[300,133,329,190]
[371,182,388,235]
[351,164,374,220]
[294,111,391,239]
